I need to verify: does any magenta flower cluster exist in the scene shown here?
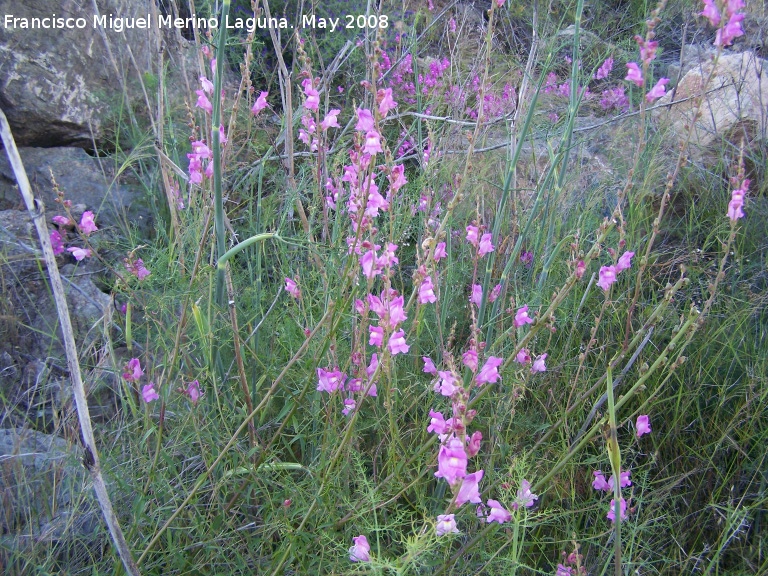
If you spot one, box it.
[50,210,98,261]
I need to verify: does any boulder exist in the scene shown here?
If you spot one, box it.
[654,51,768,158]
[0,0,196,149]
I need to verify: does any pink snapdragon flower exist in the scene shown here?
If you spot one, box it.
[700,0,721,27]
[52,215,72,227]
[436,371,459,396]
[486,499,512,523]
[597,265,617,291]
[636,414,652,437]
[199,76,214,94]
[592,470,611,491]
[320,109,340,130]
[67,246,91,261]
[182,380,201,404]
[470,284,483,306]
[349,535,370,562]
[434,242,447,260]
[727,179,749,221]
[478,233,495,256]
[123,358,143,382]
[389,164,408,192]
[646,78,669,102]
[616,251,635,273]
[423,356,438,375]
[489,283,502,302]
[625,62,644,87]
[609,470,632,490]
[428,409,449,434]
[284,277,300,298]
[50,230,65,255]
[466,431,482,457]
[594,57,613,80]
[355,108,374,131]
[456,470,484,505]
[79,211,98,234]
[142,383,160,403]
[462,349,478,372]
[378,87,397,116]
[607,498,628,522]
[514,305,534,328]
[388,329,410,355]
[419,276,437,304]
[126,258,151,281]
[517,479,538,508]
[715,11,745,47]
[317,367,346,393]
[477,356,503,385]
[363,130,383,156]
[531,354,547,373]
[436,514,459,536]
[252,91,269,115]
[575,260,586,279]
[369,325,384,347]
[195,90,213,114]
[435,436,468,485]
[465,225,479,246]
[515,348,531,364]
[302,79,319,111]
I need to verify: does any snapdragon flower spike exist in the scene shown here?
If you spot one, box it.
[625,62,644,87]
[435,436,468,485]
[252,91,269,115]
[126,258,151,281]
[517,479,538,508]
[607,498,628,523]
[514,305,534,328]
[316,367,346,393]
[715,11,745,47]
[636,414,652,437]
[597,265,618,291]
[635,36,659,65]
[476,356,503,385]
[485,499,512,523]
[301,78,320,111]
[349,535,370,562]
[455,469,484,506]
[727,179,749,221]
[435,514,459,536]
[79,211,98,234]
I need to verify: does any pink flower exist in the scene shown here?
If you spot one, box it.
[123,358,143,382]
[388,295,407,326]
[183,380,201,404]
[517,479,538,508]
[428,409,448,434]
[67,246,91,261]
[52,215,72,227]
[199,75,214,94]
[607,498,628,523]
[377,87,397,116]
[531,354,547,373]
[715,11,745,47]
[636,414,651,437]
[361,249,381,279]
[465,225,479,246]
[303,84,320,111]
[557,564,575,576]
[477,356,503,385]
[435,436,468,485]
[126,258,151,280]
[389,164,407,192]
[79,211,98,234]
[728,180,748,221]
[423,356,438,375]
[218,125,228,145]
[369,325,384,347]
[142,383,159,403]
[436,514,459,536]
[478,233,495,256]
[342,398,356,416]
[462,349,478,372]
[486,499,512,523]
[489,283,502,302]
[575,260,586,279]
[50,230,65,255]
[645,78,669,102]
[419,277,437,304]
[470,284,482,306]
[636,37,659,65]
[195,89,213,114]
[616,251,635,273]
[515,348,531,364]
[355,108,374,131]
[363,130,383,156]
[594,57,614,80]
[316,367,346,393]
[495,0,505,7]
[436,371,459,396]
[592,471,611,492]
[514,305,534,328]
[456,470,484,505]
[625,62,643,87]
[466,431,482,457]
[434,242,447,260]
[252,91,269,115]
[700,0,721,27]
[597,265,617,291]
[609,470,632,490]
[388,329,410,355]
[320,109,340,130]
[284,277,300,298]
[349,535,371,562]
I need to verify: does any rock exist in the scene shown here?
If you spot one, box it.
[0,428,98,542]
[654,51,768,159]
[0,147,151,231]
[0,0,198,149]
